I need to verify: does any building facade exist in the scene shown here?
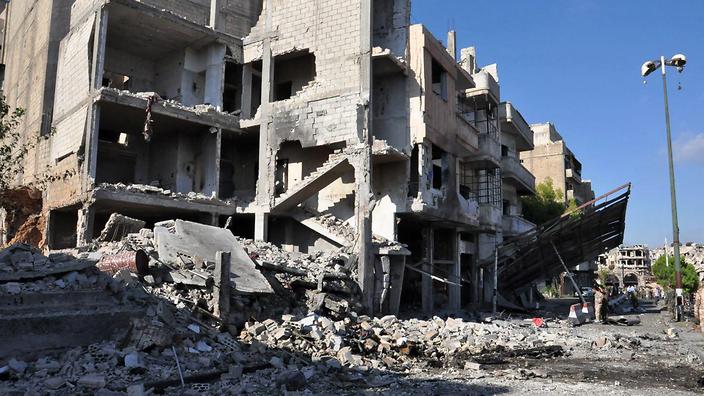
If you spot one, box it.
[598,245,652,288]
[520,122,594,205]
[1,0,545,314]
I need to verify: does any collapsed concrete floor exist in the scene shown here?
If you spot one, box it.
[1,221,703,395]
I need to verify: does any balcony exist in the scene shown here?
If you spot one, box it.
[463,71,500,105]
[456,115,480,153]
[502,214,535,236]
[479,203,502,230]
[466,133,501,167]
[566,168,581,182]
[501,156,536,194]
[499,102,533,151]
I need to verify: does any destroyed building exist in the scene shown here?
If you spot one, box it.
[598,244,653,288]
[1,0,554,315]
[521,122,595,205]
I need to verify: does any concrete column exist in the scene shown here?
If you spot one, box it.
[356,0,375,313]
[388,256,406,316]
[449,231,461,311]
[209,0,222,30]
[76,205,95,247]
[422,226,434,314]
[447,30,456,61]
[204,44,226,110]
[255,0,275,209]
[254,212,268,241]
[83,7,108,193]
[240,63,253,119]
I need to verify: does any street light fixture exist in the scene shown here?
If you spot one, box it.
[641,54,686,321]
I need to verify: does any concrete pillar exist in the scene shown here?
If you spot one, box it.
[240,63,253,119]
[448,231,461,311]
[209,0,222,30]
[76,205,95,247]
[255,0,275,210]
[254,212,268,241]
[447,30,456,61]
[388,256,406,315]
[422,226,434,314]
[204,44,226,110]
[355,0,375,313]
[460,47,476,75]
[84,7,108,193]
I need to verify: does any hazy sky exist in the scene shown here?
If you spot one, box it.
[412,0,704,247]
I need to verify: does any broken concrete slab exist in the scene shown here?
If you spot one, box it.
[155,220,272,294]
[98,214,146,242]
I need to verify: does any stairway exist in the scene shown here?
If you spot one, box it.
[271,153,352,214]
[291,210,354,248]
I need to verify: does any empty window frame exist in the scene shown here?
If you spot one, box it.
[431,58,448,101]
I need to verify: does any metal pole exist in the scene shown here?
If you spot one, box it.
[665,238,669,267]
[661,56,684,321]
[552,241,586,306]
[492,247,498,316]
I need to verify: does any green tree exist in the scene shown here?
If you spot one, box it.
[521,178,566,225]
[651,255,699,294]
[0,96,27,190]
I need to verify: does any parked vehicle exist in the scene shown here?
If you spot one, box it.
[575,287,594,297]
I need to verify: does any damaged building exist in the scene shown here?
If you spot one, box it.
[2,0,564,315]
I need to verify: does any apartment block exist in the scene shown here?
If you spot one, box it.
[520,122,594,205]
[598,245,652,288]
[1,0,544,315]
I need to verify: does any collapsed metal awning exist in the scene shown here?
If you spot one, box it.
[484,183,631,300]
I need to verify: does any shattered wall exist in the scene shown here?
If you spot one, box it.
[244,0,368,148]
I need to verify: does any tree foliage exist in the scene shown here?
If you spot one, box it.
[521,178,566,225]
[0,96,27,191]
[0,96,68,198]
[651,255,699,294]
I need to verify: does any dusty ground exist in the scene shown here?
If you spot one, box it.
[372,299,704,395]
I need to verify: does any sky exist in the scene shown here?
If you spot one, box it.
[412,0,704,247]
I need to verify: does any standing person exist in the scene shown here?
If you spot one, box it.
[593,281,608,324]
[697,273,704,332]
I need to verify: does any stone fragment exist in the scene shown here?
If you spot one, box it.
[4,282,21,295]
[78,374,106,389]
[8,358,27,374]
[195,341,212,352]
[269,356,285,369]
[126,384,146,396]
[44,377,65,390]
[277,370,306,391]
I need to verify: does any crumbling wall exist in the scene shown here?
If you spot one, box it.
[372,0,409,57]
[244,0,368,148]
[2,1,66,185]
[50,12,94,160]
[371,161,408,241]
[135,0,262,37]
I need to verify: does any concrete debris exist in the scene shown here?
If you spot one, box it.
[98,214,146,242]
[0,220,592,394]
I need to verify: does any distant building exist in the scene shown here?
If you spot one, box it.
[520,122,594,205]
[598,245,652,287]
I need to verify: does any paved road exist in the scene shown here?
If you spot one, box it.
[387,298,704,395]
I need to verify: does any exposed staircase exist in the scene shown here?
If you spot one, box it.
[290,209,354,248]
[271,153,352,214]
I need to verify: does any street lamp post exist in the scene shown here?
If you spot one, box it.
[641,54,687,321]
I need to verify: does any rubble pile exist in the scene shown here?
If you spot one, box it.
[242,314,575,372]
[0,243,99,293]
[0,219,609,394]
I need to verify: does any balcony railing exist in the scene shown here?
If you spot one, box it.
[566,168,581,182]
[501,156,536,194]
[502,214,535,236]
[465,71,500,104]
[499,102,533,150]
[479,203,502,229]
